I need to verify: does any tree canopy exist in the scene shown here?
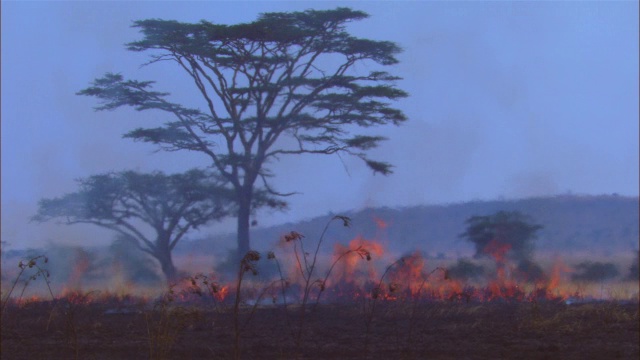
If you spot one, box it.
[33,169,236,280]
[459,211,543,262]
[77,7,408,256]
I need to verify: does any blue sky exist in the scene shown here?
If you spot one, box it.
[2,1,638,250]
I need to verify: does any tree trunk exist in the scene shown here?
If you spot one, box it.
[155,240,178,282]
[237,181,255,261]
[160,256,177,282]
[236,168,258,263]
[237,194,251,261]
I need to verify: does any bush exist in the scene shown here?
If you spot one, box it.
[460,211,542,262]
[571,261,619,282]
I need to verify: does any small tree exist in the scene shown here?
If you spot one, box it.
[33,169,237,281]
[460,211,543,263]
[77,7,408,257]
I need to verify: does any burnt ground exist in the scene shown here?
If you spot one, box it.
[1,300,638,359]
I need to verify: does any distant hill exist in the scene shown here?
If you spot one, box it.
[6,195,635,263]
[179,195,639,258]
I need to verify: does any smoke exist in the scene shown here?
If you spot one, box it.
[106,235,163,286]
[0,239,164,298]
[506,171,560,199]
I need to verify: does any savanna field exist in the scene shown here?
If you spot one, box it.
[2,213,639,360]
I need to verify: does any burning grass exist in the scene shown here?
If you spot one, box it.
[2,215,639,359]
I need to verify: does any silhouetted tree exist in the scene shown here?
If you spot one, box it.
[77,7,408,257]
[460,211,543,262]
[571,261,619,282]
[33,170,236,281]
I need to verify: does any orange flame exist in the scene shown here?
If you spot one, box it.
[547,257,572,294]
[61,249,92,296]
[483,239,512,264]
[332,236,384,286]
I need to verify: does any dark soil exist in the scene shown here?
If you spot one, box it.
[1,300,638,359]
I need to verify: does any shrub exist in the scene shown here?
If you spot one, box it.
[571,261,619,282]
[460,211,542,263]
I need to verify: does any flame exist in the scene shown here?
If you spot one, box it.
[60,249,92,296]
[386,251,429,297]
[332,236,384,286]
[545,257,572,297]
[373,216,389,230]
[2,217,634,305]
[483,239,512,264]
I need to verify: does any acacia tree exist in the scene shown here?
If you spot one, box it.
[77,8,408,256]
[33,169,237,281]
[459,211,543,263]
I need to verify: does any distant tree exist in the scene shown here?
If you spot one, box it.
[33,169,238,281]
[77,7,408,258]
[460,211,543,262]
[571,261,619,282]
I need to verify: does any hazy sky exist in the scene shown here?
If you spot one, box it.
[2,1,638,250]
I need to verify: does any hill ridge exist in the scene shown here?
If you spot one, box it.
[180,194,639,257]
